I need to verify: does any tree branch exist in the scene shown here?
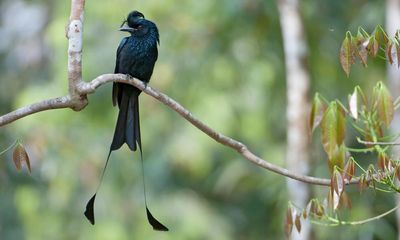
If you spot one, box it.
[1,73,345,186]
[0,96,71,126]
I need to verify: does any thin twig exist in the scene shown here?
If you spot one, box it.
[357,137,400,146]
[321,204,400,226]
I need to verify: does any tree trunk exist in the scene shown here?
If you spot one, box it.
[278,0,312,239]
[385,1,400,239]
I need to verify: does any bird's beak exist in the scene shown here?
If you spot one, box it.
[119,25,134,32]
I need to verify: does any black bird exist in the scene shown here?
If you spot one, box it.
[84,11,168,231]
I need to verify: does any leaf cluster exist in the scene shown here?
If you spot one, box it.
[340,26,400,76]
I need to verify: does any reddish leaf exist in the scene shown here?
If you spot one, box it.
[378,152,389,170]
[302,209,308,219]
[310,94,327,133]
[327,188,334,210]
[367,37,379,57]
[355,31,368,67]
[358,175,367,193]
[339,191,352,209]
[295,214,302,233]
[343,157,355,182]
[332,169,344,195]
[284,206,294,238]
[396,165,400,181]
[388,160,396,172]
[12,143,31,173]
[395,39,400,68]
[386,41,394,65]
[321,102,346,158]
[12,148,21,171]
[340,32,355,76]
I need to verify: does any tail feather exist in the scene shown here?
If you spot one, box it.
[88,85,169,230]
[133,95,141,150]
[111,87,141,151]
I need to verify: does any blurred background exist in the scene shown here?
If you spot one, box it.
[0,0,397,239]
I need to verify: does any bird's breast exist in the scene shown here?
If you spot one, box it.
[117,38,158,82]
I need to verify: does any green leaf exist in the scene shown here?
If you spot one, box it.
[373,25,389,46]
[366,36,379,57]
[309,93,328,133]
[374,82,394,128]
[321,101,346,157]
[340,32,355,77]
[328,144,346,173]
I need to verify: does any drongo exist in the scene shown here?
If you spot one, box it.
[84,10,168,231]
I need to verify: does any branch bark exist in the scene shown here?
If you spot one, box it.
[66,0,87,111]
[0,72,354,187]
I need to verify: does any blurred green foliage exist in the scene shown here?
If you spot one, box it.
[0,0,395,239]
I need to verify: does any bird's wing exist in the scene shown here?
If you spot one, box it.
[113,37,129,106]
[114,37,129,73]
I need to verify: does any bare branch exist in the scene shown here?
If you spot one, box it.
[0,72,367,186]
[0,96,71,126]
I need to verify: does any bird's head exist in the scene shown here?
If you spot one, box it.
[119,10,159,44]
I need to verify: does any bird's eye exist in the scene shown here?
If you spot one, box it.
[136,24,143,29]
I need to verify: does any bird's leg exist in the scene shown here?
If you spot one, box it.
[143,81,148,90]
[125,74,147,90]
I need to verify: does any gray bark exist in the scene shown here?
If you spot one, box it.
[278,0,312,239]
